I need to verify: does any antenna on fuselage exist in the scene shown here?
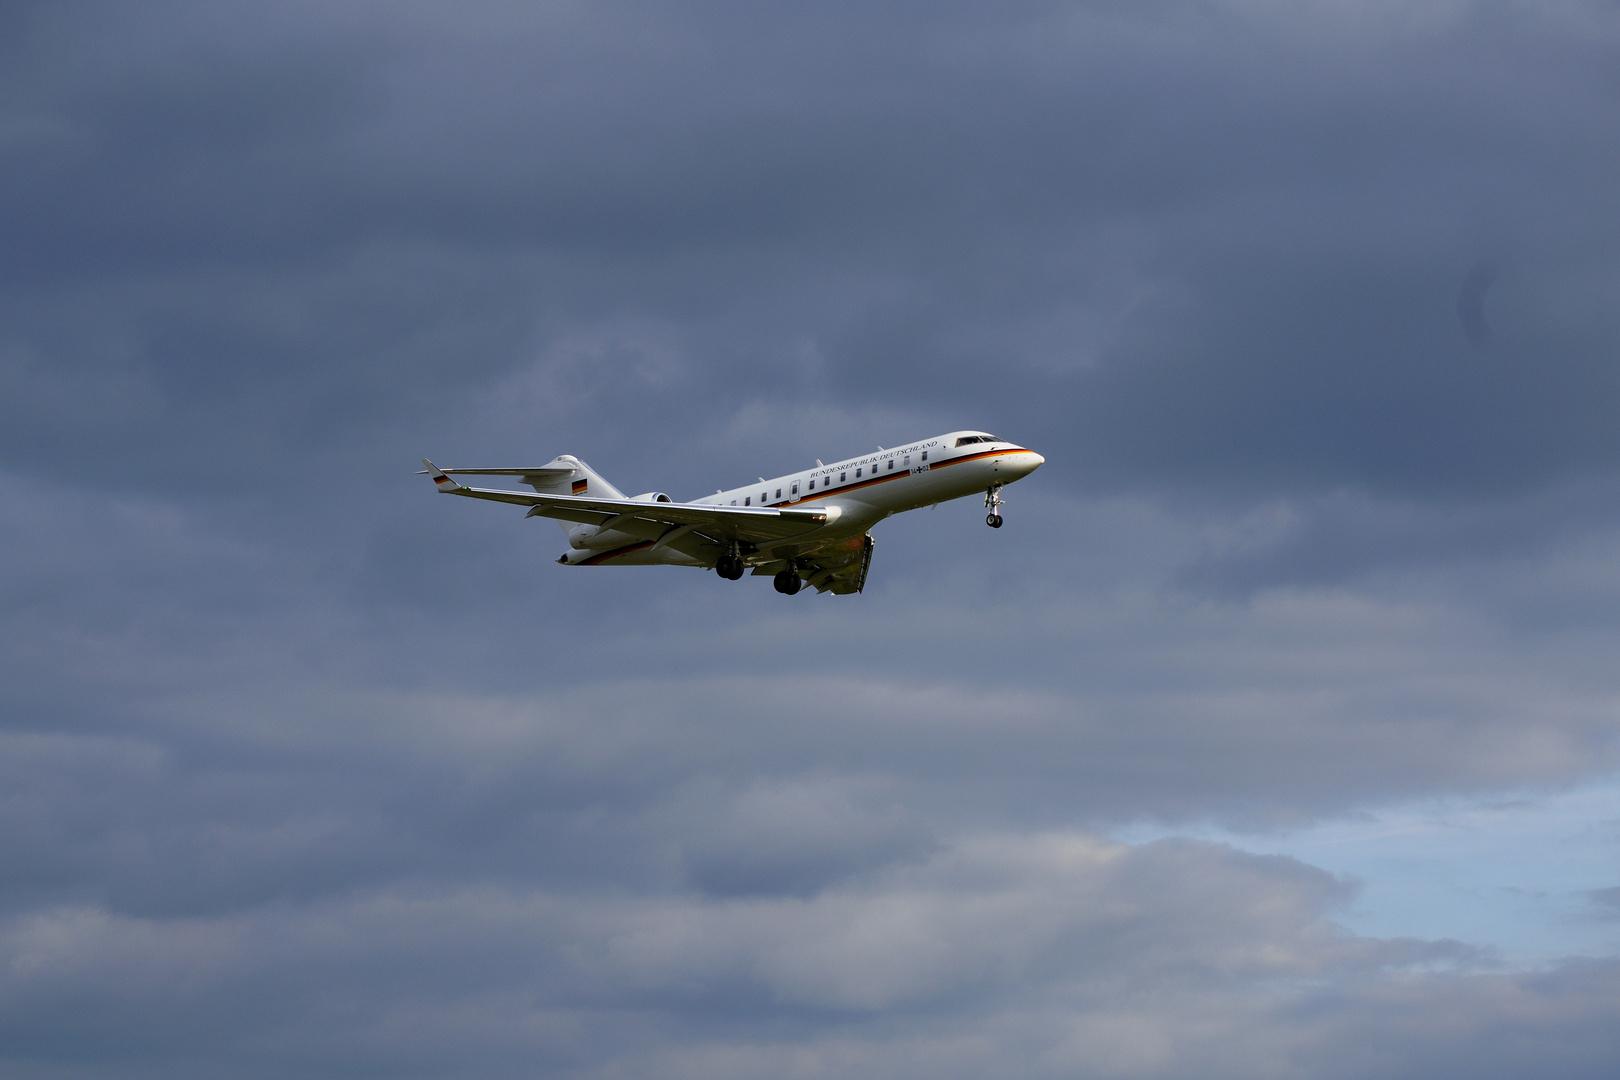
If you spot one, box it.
[815,459,823,466]
[876,446,884,450]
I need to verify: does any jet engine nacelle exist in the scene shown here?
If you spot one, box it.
[568,522,645,550]
[565,493,671,549]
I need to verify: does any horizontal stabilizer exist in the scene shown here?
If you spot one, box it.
[415,454,621,497]
[412,467,574,477]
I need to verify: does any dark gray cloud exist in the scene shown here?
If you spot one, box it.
[7,0,1618,497]
[4,833,1618,1079]
[4,1,1620,1076]
[1589,886,1620,919]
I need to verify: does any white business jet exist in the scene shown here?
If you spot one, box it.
[420,431,1043,595]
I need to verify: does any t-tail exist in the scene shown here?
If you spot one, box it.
[417,455,625,539]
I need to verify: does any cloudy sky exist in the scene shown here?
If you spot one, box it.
[4,1,1620,1076]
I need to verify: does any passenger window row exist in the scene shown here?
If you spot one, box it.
[731,449,939,507]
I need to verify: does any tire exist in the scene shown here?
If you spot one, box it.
[987,513,1003,528]
[774,570,800,594]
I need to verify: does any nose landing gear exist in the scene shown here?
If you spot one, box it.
[984,483,1005,528]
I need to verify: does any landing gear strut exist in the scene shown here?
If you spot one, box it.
[984,483,1005,528]
[773,569,802,595]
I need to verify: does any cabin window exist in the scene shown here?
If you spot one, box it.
[904,455,910,466]
[840,471,846,482]
[921,451,928,461]
[791,482,798,495]
[809,478,815,490]
[776,488,782,499]
[744,497,750,506]
[856,467,862,477]
[730,500,736,506]
[886,460,893,471]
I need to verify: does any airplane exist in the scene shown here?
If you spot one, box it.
[419,431,1043,595]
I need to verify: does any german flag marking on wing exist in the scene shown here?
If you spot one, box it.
[572,479,588,494]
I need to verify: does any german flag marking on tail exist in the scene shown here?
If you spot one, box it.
[572,479,588,494]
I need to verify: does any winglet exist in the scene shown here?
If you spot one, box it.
[420,458,466,493]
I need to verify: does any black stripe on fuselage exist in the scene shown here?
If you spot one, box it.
[769,446,1029,506]
[581,539,656,565]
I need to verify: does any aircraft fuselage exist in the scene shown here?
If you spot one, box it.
[562,431,1042,567]
[422,430,1042,594]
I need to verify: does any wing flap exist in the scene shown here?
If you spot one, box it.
[767,533,874,594]
[811,533,874,594]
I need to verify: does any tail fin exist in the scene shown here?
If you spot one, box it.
[420,459,466,492]
[416,455,626,542]
[520,455,625,500]
[414,455,625,500]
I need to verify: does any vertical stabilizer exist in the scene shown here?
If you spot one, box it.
[521,456,625,500]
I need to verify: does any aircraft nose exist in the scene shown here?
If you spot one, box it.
[1020,450,1045,474]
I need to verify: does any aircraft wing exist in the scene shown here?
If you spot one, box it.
[420,460,830,545]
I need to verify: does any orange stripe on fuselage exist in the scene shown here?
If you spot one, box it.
[928,446,1034,471]
[786,446,1031,505]
[580,448,1033,564]
[581,540,656,565]
[792,467,906,504]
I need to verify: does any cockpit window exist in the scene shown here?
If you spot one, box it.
[956,435,1000,446]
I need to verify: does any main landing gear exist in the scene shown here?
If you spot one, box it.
[716,555,800,594]
[984,482,1005,528]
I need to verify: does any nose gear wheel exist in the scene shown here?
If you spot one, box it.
[984,483,1006,528]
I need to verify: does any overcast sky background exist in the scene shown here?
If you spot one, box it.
[4,1,1620,1077]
